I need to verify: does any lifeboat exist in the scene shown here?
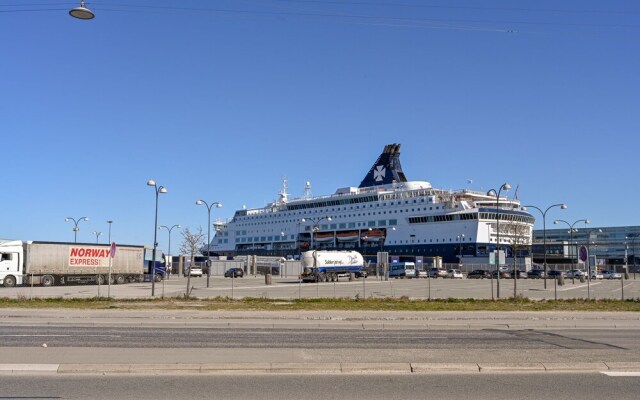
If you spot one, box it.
[336,231,359,242]
[361,229,386,242]
[313,232,334,242]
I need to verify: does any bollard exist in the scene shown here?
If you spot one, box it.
[558,276,565,286]
[580,276,585,283]
[349,273,355,282]
[265,273,272,285]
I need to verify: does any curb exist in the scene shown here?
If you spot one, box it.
[2,362,640,375]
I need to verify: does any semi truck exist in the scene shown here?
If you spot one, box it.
[300,250,365,282]
[0,240,166,287]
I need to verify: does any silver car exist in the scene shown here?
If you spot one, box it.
[602,270,622,280]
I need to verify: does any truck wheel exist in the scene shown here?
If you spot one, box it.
[96,275,106,285]
[3,275,16,288]
[115,275,125,285]
[41,275,55,287]
[154,274,162,282]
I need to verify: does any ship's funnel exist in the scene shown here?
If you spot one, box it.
[358,143,408,188]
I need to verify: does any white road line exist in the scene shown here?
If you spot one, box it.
[601,371,640,377]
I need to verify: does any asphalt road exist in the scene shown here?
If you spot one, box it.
[0,326,635,350]
[1,373,639,400]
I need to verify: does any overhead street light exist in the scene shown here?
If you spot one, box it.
[65,216,89,243]
[159,224,181,278]
[147,179,167,297]
[487,183,510,299]
[69,1,95,19]
[554,218,589,270]
[522,203,567,289]
[93,231,102,244]
[196,199,222,288]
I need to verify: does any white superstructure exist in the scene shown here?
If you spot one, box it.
[208,144,534,263]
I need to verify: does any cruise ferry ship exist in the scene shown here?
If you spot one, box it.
[209,144,535,263]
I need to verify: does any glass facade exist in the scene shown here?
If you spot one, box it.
[532,225,640,267]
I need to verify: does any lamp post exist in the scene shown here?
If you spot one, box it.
[107,220,113,244]
[301,216,331,285]
[147,180,167,297]
[196,199,222,288]
[159,224,181,278]
[628,234,638,279]
[65,216,89,243]
[457,234,465,266]
[487,183,510,299]
[522,203,567,289]
[554,219,589,271]
[93,231,102,244]
[69,0,95,19]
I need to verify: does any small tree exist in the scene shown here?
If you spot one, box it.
[179,227,206,297]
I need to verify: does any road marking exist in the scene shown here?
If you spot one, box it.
[601,371,640,376]
[0,334,120,338]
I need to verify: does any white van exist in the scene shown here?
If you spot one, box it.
[389,262,416,278]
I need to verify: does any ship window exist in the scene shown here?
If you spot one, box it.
[368,221,376,227]
[378,220,386,226]
[389,219,397,225]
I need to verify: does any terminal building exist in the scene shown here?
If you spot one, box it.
[532,225,640,270]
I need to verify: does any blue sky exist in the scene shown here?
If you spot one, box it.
[1,0,638,252]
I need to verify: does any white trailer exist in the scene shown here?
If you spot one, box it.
[300,250,365,282]
[0,240,145,287]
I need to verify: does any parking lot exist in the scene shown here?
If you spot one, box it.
[2,274,639,301]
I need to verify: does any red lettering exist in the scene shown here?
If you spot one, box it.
[70,248,79,257]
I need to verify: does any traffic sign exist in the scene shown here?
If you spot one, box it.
[579,246,588,262]
[110,242,116,258]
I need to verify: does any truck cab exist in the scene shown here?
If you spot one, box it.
[0,241,24,287]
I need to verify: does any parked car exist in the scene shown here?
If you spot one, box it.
[547,270,565,279]
[428,268,448,278]
[566,269,586,278]
[527,270,546,279]
[224,268,244,278]
[186,266,203,277]
[417,270,429,278]
[355,270,368,278]
[467,270,491,279]
[590,270,604,279]
[447,269,463,279]
[510,270,528,279]
[602,270,622,280]
[491,270,511,279]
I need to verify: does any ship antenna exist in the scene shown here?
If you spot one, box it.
[303,180,312,199]
[279,177,289,203]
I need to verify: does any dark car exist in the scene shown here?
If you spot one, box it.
[467,270,491,279]
[354,270,368,278]
[547,270,565,279]
[527,270,546,279]
[224,268,244,278]
[510,270,528,279]
[491,270,511,279]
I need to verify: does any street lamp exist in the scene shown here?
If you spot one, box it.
[107,220,113,244]
[628,234,638,279]
[69,0,95,19]
[159,224,181,278]
[487,183,510,299]
[301,216,332,250]
[196,199,222,288]
[554,219,589,270]
[93,231,102,244]
[457,234,465,266]
[147,179,167,297]
[65,216,89,243]
[522,203,567,289]
[301,216,331,285]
